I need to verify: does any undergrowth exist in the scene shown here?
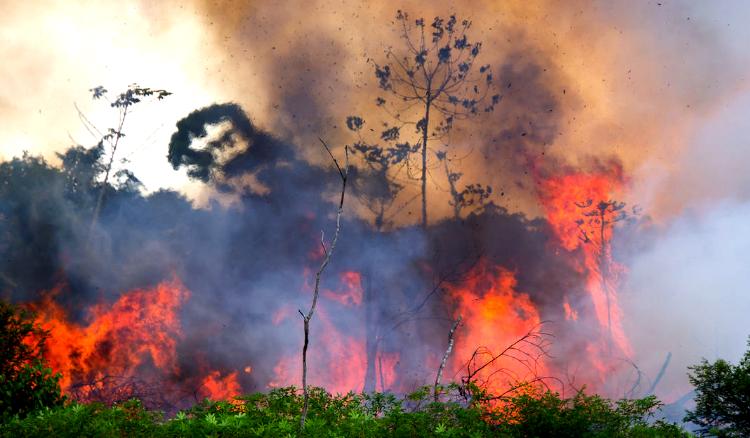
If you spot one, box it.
[1,385,690,437]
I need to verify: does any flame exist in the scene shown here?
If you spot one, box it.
[31,279,189,393]
[27,279,248,403]
[270,269,396,393]
[536,165,633,360]
[268,309,368,392]
[563,299,578,321]
[322,271,363,307]
[446,262,547,396]
[200,370,241,400]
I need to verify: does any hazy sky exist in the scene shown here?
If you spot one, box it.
[2,0,749,217]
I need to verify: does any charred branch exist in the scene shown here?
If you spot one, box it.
[434,315,462,402]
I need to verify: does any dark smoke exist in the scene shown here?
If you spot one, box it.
[0,102,600,412]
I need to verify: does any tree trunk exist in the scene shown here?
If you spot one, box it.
[421,97,431,228]
[363,270,378,393]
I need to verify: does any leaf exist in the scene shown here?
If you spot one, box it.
[346,116,364,131]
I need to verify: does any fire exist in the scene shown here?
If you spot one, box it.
[31,279,189,393]
[269,306,364,392]
[446,262,547,396]
[26,278,248,404]
[563,299,578,321]
[200,370,241,401]
[270,270,396,393]
[323,271,363,307]
[536,165,633,359]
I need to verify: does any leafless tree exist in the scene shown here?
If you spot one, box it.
[299,140,349,429]
[438,151,492,219]
[575,199,639,352]
[458,323,561,405]
[346,116,416,230]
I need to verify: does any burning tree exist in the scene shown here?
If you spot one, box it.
[575,199,637,353]
[350,11,500,228]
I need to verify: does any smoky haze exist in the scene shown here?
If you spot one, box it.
[1,0,749,422]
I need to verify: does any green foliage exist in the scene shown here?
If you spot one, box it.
[0,300,64,420]
[0,385,688,437]
[684,337,750,437]
[489,391,689,438]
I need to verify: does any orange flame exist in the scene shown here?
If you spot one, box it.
[536,166,633,360]
[445,262,546,396]
[28,279,248,403]
[31,279,189,392]
[200,370,241,400]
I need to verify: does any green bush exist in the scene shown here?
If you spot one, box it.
[489,390,689,437]
[0,385,688,437]
[0,300,64,419]
[685,337,750,437]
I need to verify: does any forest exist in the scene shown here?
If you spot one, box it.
[2,4,750,437]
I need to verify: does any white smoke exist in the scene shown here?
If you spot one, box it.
[623,88,750,404]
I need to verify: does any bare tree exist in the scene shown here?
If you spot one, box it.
[575,199,638,352]
[353,11,500,228]
[346,116,416,230]
[299,140,349,429]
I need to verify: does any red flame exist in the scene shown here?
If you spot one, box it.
[270,270,396,393]
[28,278,248,404]
[31,279,189,392]
[445,262,547,395]
[323,271,363,307]
[536,165,633,360]
[200,370,241,400]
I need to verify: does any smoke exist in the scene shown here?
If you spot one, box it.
[622,200,750,402]
[621,87,750,403]
[0,98,613,410]
[3,0,750,422]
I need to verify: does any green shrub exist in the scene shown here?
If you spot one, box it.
[0,385,690,437]
[490,390,689,437]
[0,300,64,419]
[685,337,750,437]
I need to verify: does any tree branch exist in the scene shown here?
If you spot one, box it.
[434,315,462,402]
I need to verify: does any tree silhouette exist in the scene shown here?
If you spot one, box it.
[437,150,492,219]
[350,11,500,227]
[346,115,417,230]
[575,199,638,352]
